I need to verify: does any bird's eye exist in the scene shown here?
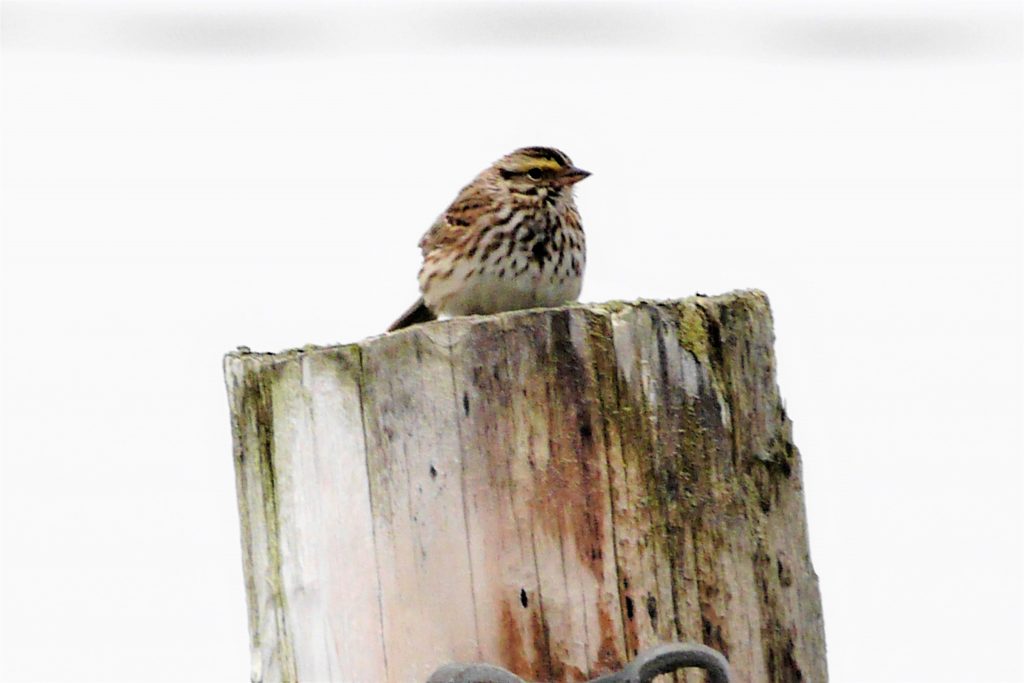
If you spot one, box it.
[527,168,543,180]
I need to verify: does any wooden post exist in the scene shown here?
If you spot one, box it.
[224,290,827,683]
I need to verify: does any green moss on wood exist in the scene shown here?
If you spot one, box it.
[224,289,824,683]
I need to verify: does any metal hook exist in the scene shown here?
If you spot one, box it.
[426,642,732,683]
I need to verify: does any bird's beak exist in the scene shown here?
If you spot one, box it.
[557,167,591,186]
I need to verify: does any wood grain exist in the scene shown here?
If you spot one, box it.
[225,290,827,683]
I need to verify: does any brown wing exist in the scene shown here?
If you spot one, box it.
[418,176,498,255]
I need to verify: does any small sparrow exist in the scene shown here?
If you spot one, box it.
[388,147,590,331]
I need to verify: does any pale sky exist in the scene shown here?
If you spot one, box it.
[2,1,1022,681]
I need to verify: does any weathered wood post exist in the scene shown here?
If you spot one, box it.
[224,290,827,683]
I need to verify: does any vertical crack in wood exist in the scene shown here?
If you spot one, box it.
[589,309,633,666]
[226,291,826,683]
[355,347,391,680]
[226,359,261,662]
[683,300,731,663]
[501,316,557,680]
[297,357,335,681]
[649,307,689,655]
[448,324,484,655]
[252,361,297,682]
[551,311,596,680]
[540,313,578,679]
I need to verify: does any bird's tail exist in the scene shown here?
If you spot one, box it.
[387,298,436,332]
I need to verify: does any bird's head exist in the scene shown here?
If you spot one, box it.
[492,147,590,197]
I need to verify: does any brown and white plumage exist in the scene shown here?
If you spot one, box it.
[389,147,589,331]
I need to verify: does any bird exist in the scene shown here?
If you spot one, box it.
[388,147,590,332]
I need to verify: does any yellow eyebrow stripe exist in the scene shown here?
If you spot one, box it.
[511,157,563,172]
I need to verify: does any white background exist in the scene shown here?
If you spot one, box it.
[1,0,1021,681]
